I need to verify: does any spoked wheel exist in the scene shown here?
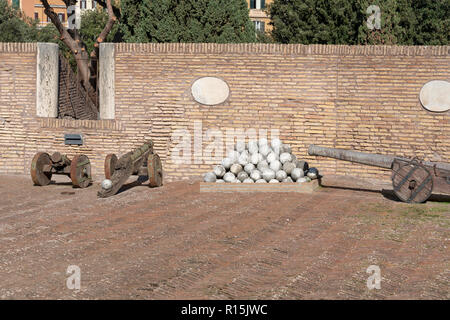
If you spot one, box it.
[392,161,433,203]
[31,152,52,186]
[148,153,163,187]
[70,154,92,188]
[104,154,118,179]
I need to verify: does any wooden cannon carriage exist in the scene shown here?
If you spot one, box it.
[308,145,450,203]
[98,140,163,198]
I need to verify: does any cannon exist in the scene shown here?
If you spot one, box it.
[308,145,450,203]
[98,141,163,198]
[31,152,92,188]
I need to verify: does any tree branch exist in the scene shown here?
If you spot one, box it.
[96,0,121,20]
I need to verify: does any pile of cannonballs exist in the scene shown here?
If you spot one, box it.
[203,138,319,183]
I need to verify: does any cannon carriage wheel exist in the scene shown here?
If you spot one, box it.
[392,159,433,203]
[148,153,163,187]
[104,154,118,180]
[70,155,92,188]
[31,152,53,186]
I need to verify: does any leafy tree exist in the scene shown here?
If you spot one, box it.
[120,0,256,43]
[0,0,36,42]
[80,8,120,56]
[411,0,449,45]
[268,0,449,45]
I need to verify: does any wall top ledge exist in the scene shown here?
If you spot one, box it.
[115,43,450,56]
[0,42,37,53]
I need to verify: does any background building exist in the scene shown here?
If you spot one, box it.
[247,0,273,33]
[7,0,97,28]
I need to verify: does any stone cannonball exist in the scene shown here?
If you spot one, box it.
[269,160,282,172]
[213,165,226,178]
[282,162,296,175]
[244,163,255,174]
[290,168,304,181]
[279,152,292,164]
[203,172,217,183]
[221,157,233,170]
[237,171,249,182]
[230,163,243,175]
[250,169,262,181]
[262,168,276,182]
[276,170,287,181]
[223,172,235,182]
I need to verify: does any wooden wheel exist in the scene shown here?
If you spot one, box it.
[392,160,433,203]
[31,152,52,186]
[148,153,163,187]
[104,154,118,179]
[70,155,92,188]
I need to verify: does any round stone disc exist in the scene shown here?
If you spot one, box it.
[70,154,92,188]
[148,153,163,187]
[30,152,52,186]
[419,80,450,112]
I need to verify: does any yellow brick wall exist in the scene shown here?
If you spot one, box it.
[0,43,448,183]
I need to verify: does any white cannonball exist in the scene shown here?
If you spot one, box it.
[269,160,282,172]
[250,169,262,181]
[259,144,271,157]
[282,177,293,182]
[276,170,287,181]
[297,177,308,183]
[281,144,292,154]
[237,171,249,182]
[269,179,279,183]
[213,165,226,178]
[248,144,259,154]
[235,141,246,153]
[238,153,249,166]
[262,168,276,182]
[244,163,255,174]
[228,150,240,163]
[230,163,243,175]
[250,153,259,165]
[255,179,267,183]
[291,153,297,162]
[233,179,242,183]
[216,179,225,183]
[223,172,235,182]
[279,152,292,164]
[272,145,281,155]
[271,138,282,149]
[221,157,233,170]
[258,137,268,147]
[257,160,269,171]
[248,140,258,149]
[203,172,217,183]
[243,178,254,183]
[283,162,295,175]
[266,152,279,164]
[291,168,304,181]
[101,179,113,190]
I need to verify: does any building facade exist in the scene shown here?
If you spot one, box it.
[7,0,97,28]
[247,0,273,33]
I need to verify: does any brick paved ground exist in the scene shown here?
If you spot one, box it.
[0,175,448,299]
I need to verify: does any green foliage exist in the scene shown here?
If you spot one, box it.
[0,0,37,42]
[119,0,256,43]
[80,8,120,54]
[268,0,449,45]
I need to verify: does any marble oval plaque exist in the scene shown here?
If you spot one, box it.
[419,80,450,112]
[191,77,229,105]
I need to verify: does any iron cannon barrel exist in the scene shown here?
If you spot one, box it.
[308,145,394,169]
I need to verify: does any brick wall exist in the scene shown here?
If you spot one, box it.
[0,42,448,183]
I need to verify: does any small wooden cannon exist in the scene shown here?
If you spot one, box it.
[31,152,92,188]
[98,140,163,198]
[308,145,450,203]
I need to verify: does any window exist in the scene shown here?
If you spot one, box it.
[254,21,265,33]
[92,0,97,9]
[34,12,39,21]
[58,13,65,23]
[80,0,87,9]
[250,0,265,9]
[12,0,20,9]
